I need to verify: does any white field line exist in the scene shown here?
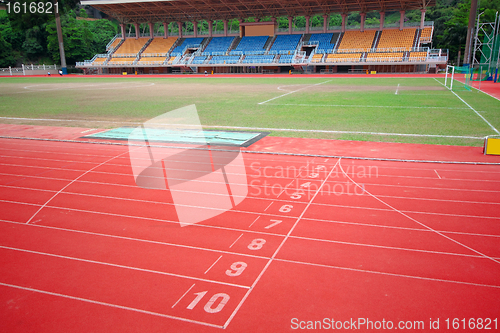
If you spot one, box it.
[265,103,468,110]
[0,116,483,139]
[395,83,400,95]
[258,80,332,105]
[338,160,500,265]
[433,78,500,135]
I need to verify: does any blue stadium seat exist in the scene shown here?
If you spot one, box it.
[278,54,294,63]
[170,37,205,56]
[242,55,275,63]
[202,37,235,55]
[269,34,301,55]
[191,56,207,64]
[209,55,241,64]
[230,36,269,55]
[308,33,335,53]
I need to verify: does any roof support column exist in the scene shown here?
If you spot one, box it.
[120,23,126,39]
[148,22,154,38]
[223,19,228,36]
[323,14,328,33]
[341,13,347,33]
[305,16,310,34]
[420,9,426,29]
[134,23,139,39]
[360,13,366,32]
[379,12,385,30]
[399,10,405,30]
[163,22,169,38]
[288,16,293,34]
[177,21,182,37]
[193,21,198,37]
[208,20,213,37]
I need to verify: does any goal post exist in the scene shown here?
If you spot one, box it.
[445,65,472,91]
[445,65,455,90]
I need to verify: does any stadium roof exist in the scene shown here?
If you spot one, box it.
[82,0,435,24]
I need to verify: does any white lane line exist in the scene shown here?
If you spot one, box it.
[258,80,332,105]
[274,258,500,289]
[0,282,223,328]
[338,160,500,265]
[25,148,132,224]
[0,245,250,288]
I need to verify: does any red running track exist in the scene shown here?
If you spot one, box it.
[0,134,499,332]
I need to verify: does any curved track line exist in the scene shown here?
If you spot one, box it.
[338,159,500,265]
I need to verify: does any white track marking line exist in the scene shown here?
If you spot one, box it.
[0,219,272,260]
[0,282,223,328]
[292,218,500,239]
[25,148,133,224]
[4,147,500,177]
[395,83,400,95]
[171,283,196,308]
[229,234,243,249]
[263,202,273,211]
[204,256,223,275]
[248,216,260,228]
[223,159,340,328]
[338,160,500,265]
[258,80,332,105]
[433,78,500,135]
[274,258,500,289]
[434,169,442,179]
[0,245,250,288]
[288,234,495,259]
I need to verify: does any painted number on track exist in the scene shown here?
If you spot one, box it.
[279,204,293,213]
[265,219,282,229]
[226,262,247,277]
[187,291,230,313]
[248,238,266,250]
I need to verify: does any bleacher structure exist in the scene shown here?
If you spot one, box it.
[78,24,445,74]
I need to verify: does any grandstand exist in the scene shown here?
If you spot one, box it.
[78,0,445,74]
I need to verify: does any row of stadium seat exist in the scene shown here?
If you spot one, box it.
[231,36,269,55]
[307,33,336,53]
[95,51,429,66]
[90,28,431,66]
[202,36,235,55]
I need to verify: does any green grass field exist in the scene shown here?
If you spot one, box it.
[1,76,499,146]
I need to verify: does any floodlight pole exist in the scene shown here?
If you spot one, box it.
[54,0,67,74]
